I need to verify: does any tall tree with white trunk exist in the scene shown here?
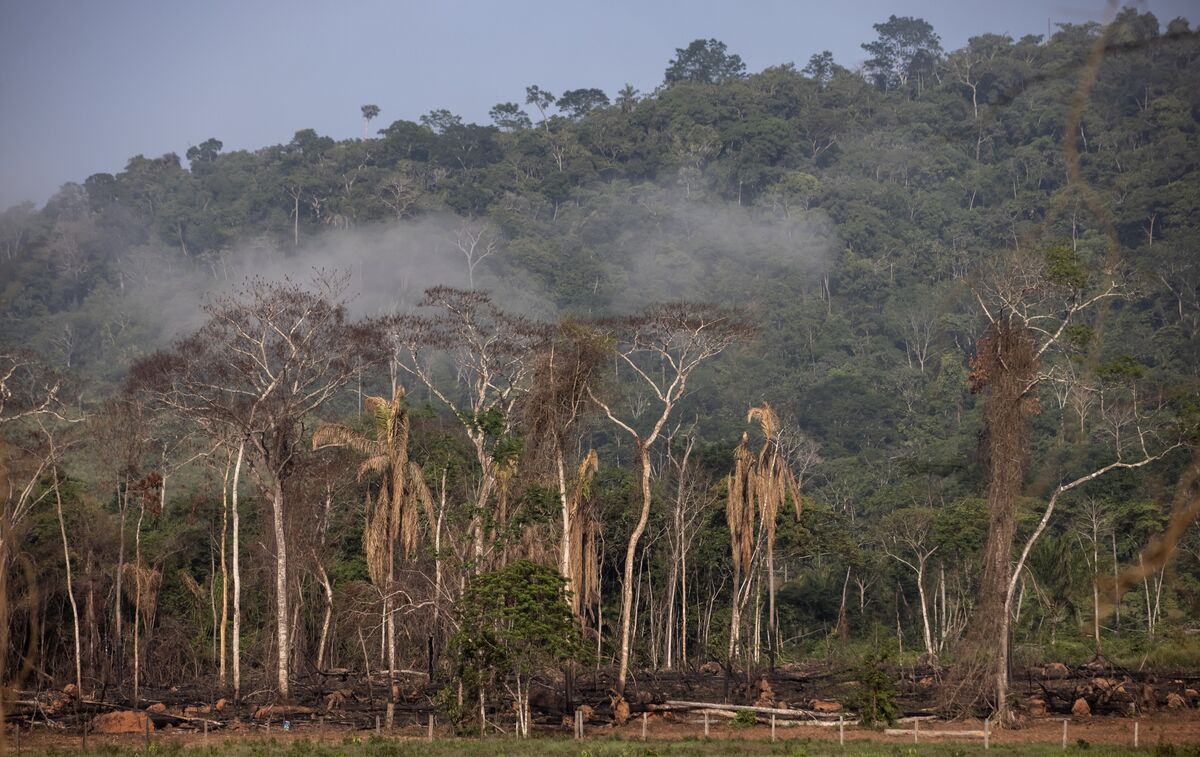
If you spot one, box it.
[588,303,751,695]
[129,273,384,700]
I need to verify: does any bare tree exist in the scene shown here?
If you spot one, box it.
[881,507,939,660]
[951,247,1179,722]
[1072,499,1111,656]
[0,351,72,699]
[519,322,608,601]
[129,273,384,700]
[452,221,501,288]
[377,169,419,219]
[660,430,715,670]
[587,303,751,695]
[390,288,548,571]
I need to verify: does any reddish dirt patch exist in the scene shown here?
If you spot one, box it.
[91,710,151,734]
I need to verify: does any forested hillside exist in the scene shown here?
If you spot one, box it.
[2,8,1198,730]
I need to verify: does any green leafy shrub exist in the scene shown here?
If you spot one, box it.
[848,651,898,726]
[732,709,757,727]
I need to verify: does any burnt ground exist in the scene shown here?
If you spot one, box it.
[5,659,1200,750]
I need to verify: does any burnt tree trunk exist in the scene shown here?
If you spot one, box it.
[952,320,1037,721]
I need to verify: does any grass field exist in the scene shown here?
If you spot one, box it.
[10,734,1200,757]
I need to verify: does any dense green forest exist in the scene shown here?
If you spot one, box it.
[2,8,1198,729]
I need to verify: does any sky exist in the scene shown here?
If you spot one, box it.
[1,0,1195,210]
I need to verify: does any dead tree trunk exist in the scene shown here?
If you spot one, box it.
[952,321,1037,720]
[231,440,244,701]
[52,468,83,697]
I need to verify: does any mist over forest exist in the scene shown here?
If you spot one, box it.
[2,7,1199,744]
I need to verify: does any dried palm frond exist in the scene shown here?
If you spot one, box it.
[178,570,205,601]
[122,562,162,626]
[312,423,382,458]
[747,402,802,519]
[747,403,779,439]
[409,463,435,523]
[727,432,755,579]
[363,489,388,587]
[357,454,390,481]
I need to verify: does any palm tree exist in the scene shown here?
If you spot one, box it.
[313,387,431,728]
[361,104,381,138]
[727,403,801,668]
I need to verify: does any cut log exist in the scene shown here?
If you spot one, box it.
[685,712,858,728]
[885,728,986,738]
[662,699,847,720]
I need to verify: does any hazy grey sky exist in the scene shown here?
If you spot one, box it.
[1,0,1194,209]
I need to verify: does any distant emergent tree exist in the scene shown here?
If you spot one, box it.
[557,88,610,119]
[524,85,557,129]
[616,84,640,112]
[185,138,223,171]
[361,104,381,138]
[802,51,836,86]
[419,109,463,134]
[489,102,532,132]
[664,39,747,85]
[862,15,943,91]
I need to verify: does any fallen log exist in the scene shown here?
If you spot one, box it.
[884,728,986,739]
[661,699,847,720]
[683,711,860,728]
[149,711,224,729]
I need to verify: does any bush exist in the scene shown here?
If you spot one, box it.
[848,651,898,726]
[445,560,587,733]
[732,709,757,727]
